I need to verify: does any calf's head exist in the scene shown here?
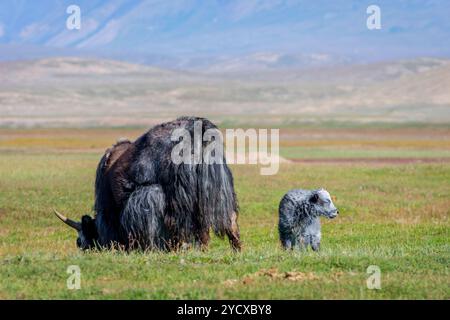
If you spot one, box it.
[54,210,98,250]
[309,188,339,219]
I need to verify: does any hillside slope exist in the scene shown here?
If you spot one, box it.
[0,57,449,127]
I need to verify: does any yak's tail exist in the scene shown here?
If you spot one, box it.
[127,116,241,250]
[198,161,241,251]
[166,118,240,247]
[197,161,237,237]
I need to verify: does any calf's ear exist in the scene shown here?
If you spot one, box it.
[309,193,319,204]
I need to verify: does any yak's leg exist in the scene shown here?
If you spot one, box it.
[194,230,210,251]
[293,234,307,251]
[305,219,321,252]
[192,213,210,250]
[301,233,320,251]
[200,229,210,249]
[311,241,320,251]
[310,234,321,251]
[226,211,241,251]
[281,238,292,250]
[192,209,211,250]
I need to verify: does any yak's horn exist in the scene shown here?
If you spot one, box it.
[53,209,81,231]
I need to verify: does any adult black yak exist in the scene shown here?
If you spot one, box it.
[54,116,241,251]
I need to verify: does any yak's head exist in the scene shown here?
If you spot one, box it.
[309,188,339,219]
[54,210,98,250]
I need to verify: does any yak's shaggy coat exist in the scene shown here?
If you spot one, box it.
[92,116,240,251]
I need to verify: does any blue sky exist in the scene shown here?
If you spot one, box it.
[0,0,449,63]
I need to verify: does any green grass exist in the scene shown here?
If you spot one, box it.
[280,147,450,159]
[0,149,449,299]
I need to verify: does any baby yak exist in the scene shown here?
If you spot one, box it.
[278,188,338,251]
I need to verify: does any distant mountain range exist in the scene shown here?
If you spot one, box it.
[1,2,449,126]
[1,56,449,127]
[0,0,449,70]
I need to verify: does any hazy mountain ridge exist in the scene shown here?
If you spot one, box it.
[0,57,191,84]
[2,56,447,83]
[0,56,449,127]
[1,0,449,69]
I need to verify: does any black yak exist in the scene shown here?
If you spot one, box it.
[54,116,241,251]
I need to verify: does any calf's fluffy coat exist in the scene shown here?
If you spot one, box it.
[278,188,338,250]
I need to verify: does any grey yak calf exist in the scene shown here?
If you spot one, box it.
[54,116,241,251]
[278,188,338,251]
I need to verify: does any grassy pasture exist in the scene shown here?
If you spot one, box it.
[0,127,449,299]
